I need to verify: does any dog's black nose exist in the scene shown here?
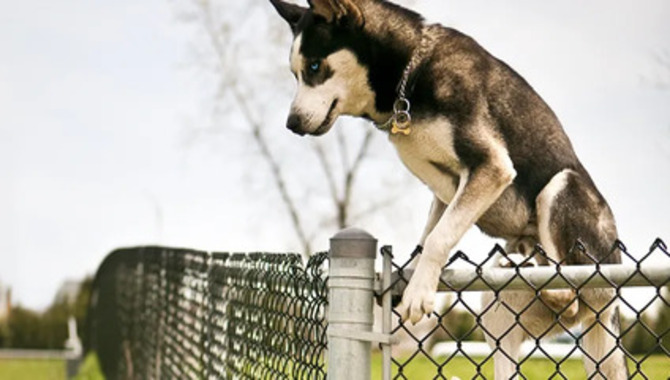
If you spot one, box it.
[286,114,305,136]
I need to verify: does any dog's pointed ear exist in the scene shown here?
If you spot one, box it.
[308,0,364,28]
[269,0,307,32]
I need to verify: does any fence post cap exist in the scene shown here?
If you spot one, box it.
[330,228,377,259]
[332,227,376,241]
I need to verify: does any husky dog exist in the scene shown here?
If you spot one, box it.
[269,0,626,378]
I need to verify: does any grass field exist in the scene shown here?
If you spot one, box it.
[372,353,670,379]
[0,359,65,380]
[1,353,667,379]
[0,353,103,380]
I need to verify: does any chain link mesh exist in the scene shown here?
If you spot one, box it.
[86,239,670,379]
[86,247,328,379]
[382,239,670,379]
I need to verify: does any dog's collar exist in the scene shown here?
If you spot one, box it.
[375,26,434,135]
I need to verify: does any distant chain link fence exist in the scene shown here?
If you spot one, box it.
[381,239,670,379]
[86,247,328,379]
[86,236,670,379]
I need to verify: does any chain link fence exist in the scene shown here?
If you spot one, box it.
[86,247,328,379]
[381,239,670,379]
[86,235,670,379]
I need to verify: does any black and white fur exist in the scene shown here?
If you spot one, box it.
[269,1,626,378]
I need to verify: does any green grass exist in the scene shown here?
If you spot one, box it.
[372,353,670,379]
[0,352,104,380]
[627,355,670,380]
[0,359,65,380]
[72,353,105,380]
[2,352,666,379]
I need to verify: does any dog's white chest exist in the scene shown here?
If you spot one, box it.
[389,117,463,204]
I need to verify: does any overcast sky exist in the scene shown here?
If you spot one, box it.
[1,0,668,310]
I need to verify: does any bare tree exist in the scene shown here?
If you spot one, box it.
[177,0,412,257]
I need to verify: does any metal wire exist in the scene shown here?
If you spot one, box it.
[86,247,328,380]
[85,239,670,379]
[382,239,670,379]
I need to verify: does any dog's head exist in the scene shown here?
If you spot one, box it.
[270,0,377,136]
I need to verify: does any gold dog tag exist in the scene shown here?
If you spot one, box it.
[390,100,412,135]
[391,121,411,135]
[391,111,412,136]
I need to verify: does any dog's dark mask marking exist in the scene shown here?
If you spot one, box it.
[298,13,367,63]
[273,0,426,113]
[302,58,334,87]
[301,15,415,113]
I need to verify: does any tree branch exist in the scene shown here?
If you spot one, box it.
[312,141,341,208]
[340,129,374,228]
[196,0,312,256]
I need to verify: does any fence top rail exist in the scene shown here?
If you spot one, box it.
[389,263,670,294]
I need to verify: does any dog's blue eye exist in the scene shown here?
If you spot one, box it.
[309,61,321,72]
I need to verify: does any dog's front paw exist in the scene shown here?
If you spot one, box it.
[397,267,440,324]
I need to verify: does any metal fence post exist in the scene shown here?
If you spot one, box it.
[328,228,377,380]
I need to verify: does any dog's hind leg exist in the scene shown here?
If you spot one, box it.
[535,169,618,318]
[536,169,619,266]
[482,291,527,380]
[535,170,580,317]
[580,299,628,380]
[536,169,625,378]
